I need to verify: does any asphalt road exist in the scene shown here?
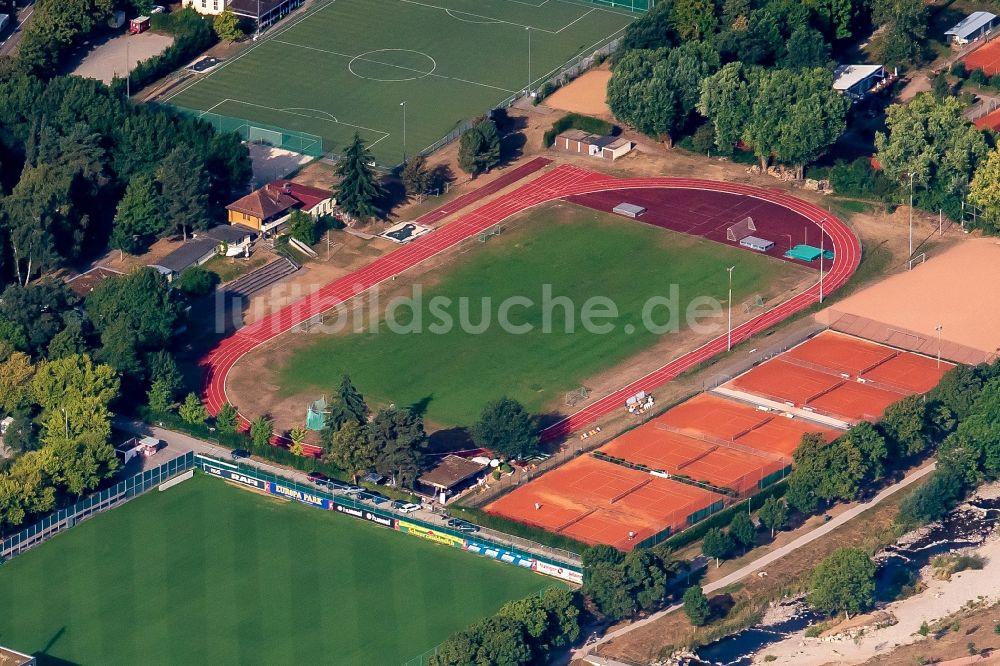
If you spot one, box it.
[0,2,35,58]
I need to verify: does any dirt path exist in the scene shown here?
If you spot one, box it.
[760,490,1000,665]
[572,462,936,662]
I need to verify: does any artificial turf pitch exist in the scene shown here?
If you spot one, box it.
[163,0,636,165]
[278,203,805,427]
[0,475,548,665]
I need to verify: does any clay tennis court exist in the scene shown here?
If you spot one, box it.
[485,456,724,550]
[965,38,1000,75]
[722,331,953,422]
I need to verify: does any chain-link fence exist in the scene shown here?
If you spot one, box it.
[1,452,195,561]
[173,107,326,157]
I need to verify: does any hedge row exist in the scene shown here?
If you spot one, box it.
[449,505,589,554]
[115,9,217,94]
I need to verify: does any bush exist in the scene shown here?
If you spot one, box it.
[829,158,896,201]
[951,62,968,79]
[542,113,615,147]
[175,266,219,296]
[970,69,988,86]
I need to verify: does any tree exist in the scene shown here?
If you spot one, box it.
[810,0,862,40]
[175,266,219,297]
[871,0,926,69]
[809,548,876,618]
[289,425,308,456]
[584,563,635,621]
[31,354,119,417]
[839,421,889,493]
[702,527,733,567]
[880,395,929,457]
[781,27,831,69]
[785,432,829,513]
[970,145,1000,233]
[472,397,539,460]
[215,402,239,434]
[458,119,501,176]
[929,365,984,421]
[213,9,244,42]
[335,133,385,221]
[157,145,210,240]
[0,352,35,415]
[0,281,77,357]
[897,466,966,526]
[401,155,432,197]
[758,496,788,537]
[111,172,163,257]
[249,416,273,448]
[325,420,377,483]
[698,62,754,154]
[369,407,426,487]
[179,392,208,425]
[746,68,849,177]
[671,0,718,40]
[3,410,38,454]
[608,43,720,145]
[147,378,174,413]
[876,95,988,215]
[47,318,88,359]
[683,586,711,626]
[324,375,369,429]
[287,209,321,246]
[729,510,756,550]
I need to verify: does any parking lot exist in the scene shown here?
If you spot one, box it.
[71,31,173,85]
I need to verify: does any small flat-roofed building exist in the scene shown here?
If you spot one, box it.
[197,224,257,257]
[613,202,646,218]
[553,130,633,160]
[418,454,486,503]
[946,11,998,45]
[739,236,775,252]
[833,64,888,101]
[148,238,218,279]
[64,266,124,298]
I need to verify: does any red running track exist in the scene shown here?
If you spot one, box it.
[201,164,860,446]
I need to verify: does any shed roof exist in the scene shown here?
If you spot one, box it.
[946,11,997,39]
[418,454,485,490]
[150,238,217,274]
[198,224,254,245]
[65,266,124,297]
[557,129,592,142]
[832,64,885,91]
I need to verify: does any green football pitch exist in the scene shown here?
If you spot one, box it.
[276,203,807,428]
[0,475,549,664]
[163,0,638,165]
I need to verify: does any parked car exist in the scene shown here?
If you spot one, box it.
[364,492,388,505]
[231,449,251,461]
[307,471,330,486]
[150,5,166,12]
[342,485,364,495]
[398,502,420,514]
[446,518,480,533]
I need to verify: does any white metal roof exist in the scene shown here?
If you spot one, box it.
[945,11,997,39]
[833,65,885,91]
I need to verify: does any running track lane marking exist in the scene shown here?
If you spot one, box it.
[201,165,860,449]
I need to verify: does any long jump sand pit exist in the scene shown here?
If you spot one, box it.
[820,239,1000,363]
[543,67,612,117]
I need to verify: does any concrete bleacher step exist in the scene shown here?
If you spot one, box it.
[224,257,300,299]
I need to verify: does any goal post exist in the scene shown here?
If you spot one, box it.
[248,126,283,147]
[726,217,756,242]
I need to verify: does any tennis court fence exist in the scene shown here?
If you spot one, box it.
[0,452,195,561]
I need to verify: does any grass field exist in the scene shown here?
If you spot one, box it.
[163,0,637,165]
[277,203,806,427]
[0,475,548,665]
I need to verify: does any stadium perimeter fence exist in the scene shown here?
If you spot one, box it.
[169,105,327,158]
[192,454,583,576]
[0,452,195,561]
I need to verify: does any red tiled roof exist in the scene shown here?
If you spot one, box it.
[226,188,297,220]
[270,180,333,212]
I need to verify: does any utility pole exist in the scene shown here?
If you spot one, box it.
[908,172,916,262]
[400,100,407,162]
[726,265,735,351]
[936,324,943,368]
[819,220,826,304]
